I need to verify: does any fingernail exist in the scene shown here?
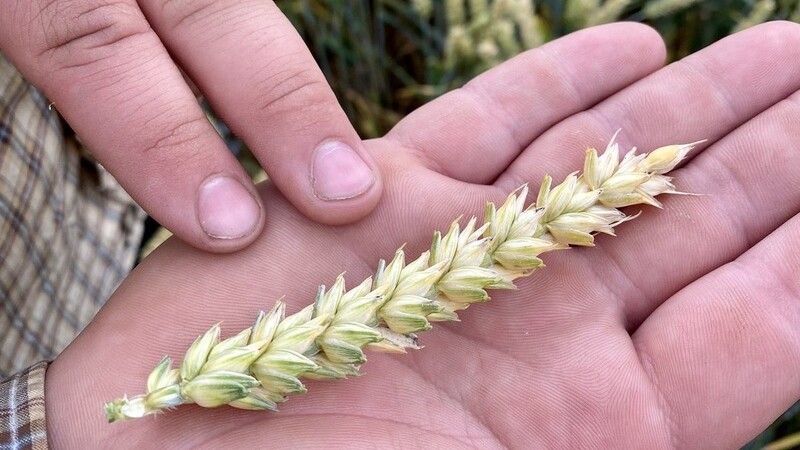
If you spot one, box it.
[198,176,261,239]
[312,141,375,200]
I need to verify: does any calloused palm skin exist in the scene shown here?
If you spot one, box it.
[45,22,800,448]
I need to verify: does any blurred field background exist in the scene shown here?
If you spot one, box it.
[140,1,800,447]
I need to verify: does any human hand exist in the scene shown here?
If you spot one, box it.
[0,1,382,252]
[45,22,800,448]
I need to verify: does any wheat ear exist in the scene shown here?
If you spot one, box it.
[105,134,698,422]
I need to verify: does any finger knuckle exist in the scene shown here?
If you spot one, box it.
[35,0,150,70]
[254,63,331,120]
[158,0,223,30]
[140,114,210,163]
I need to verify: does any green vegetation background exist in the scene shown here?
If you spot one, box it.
[201,1,800,447]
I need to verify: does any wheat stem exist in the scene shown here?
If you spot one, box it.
[105,134,698,422]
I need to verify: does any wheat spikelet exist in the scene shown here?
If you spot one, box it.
[565,0,601,28]
[490,19,522,56]
[441,0,543,69]
[444,25,473,68]
[105,134,700,422]
[411,0,434,19]
[446,0,467,27]
[508,0,545,49]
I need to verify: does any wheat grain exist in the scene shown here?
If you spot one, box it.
[105,134,699,422]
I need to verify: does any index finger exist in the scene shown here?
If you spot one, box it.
[0,0,265,252]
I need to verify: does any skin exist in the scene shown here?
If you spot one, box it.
[0,0,383,252]
[45,22,800,448]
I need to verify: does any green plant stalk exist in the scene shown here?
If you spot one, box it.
[105,134,699,422]
[764,431,800,450]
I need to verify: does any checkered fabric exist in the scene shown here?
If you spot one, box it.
[0,54,145,377]
[0,362,48,449]
[1,52,146,448]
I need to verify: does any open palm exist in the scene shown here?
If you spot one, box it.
[46,22,800,448]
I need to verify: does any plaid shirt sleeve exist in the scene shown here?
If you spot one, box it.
[0,52,145,376]
[1,48,145,447]
[0,362,48,449]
